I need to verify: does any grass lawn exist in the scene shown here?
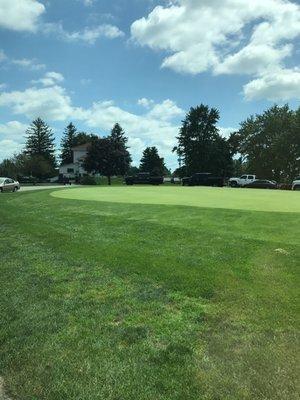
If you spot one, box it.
[0,187,299,399]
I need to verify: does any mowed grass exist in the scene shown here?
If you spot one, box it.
[0,187,299,400]
[52,185,300,213]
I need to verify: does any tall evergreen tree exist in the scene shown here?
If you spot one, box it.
[109,123,132,175]
[173,105,233,176]
[60,123,97,165]
[139,147,166,176]
[25,118,56,168]
[60,122,77,165]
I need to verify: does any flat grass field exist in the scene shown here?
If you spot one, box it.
[0,186,299,400]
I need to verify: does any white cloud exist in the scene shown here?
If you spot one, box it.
[0,121,27,140]
[243,68,300,101]
[138,98,154,108]
[32,71,64,86]
[0,0,45,32]
[147,99,184,121]
[0,85,75,120]
[215,44,293,75]
[43,22,124,44]
[12,58,46,71]
[0,83,7,90]
[131,0,300,100]
[0,139,23,160]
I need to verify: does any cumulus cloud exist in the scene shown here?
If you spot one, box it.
[131,0,300,100]
[243,68,300,101]
[0,0,45,32]
[0,85,75,120]
[0,120,27,140]
[0,139,23,160]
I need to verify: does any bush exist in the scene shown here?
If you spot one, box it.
[278,183,292,190]
[80,175,97,185]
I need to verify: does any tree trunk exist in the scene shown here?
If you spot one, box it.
[108,176,111,185]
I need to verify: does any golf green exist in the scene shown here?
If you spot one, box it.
[52,186,300,213]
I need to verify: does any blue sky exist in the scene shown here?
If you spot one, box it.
[0,0,299,168]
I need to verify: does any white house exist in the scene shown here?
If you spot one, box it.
[59,143,90,180]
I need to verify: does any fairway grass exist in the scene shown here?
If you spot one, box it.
[52,185,300,213]
[0,188,299,400]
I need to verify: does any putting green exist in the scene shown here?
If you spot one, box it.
[51,186,300,213]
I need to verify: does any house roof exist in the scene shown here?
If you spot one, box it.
[71,143,91,151]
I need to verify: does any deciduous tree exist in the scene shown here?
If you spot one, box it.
[173,105,233,176]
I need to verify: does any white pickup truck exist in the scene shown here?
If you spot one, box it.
[229,174,257,187]
[292,177,300,190]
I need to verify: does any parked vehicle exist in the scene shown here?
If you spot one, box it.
[182,173,224,187]
[229,174,257,187]
[244,179,277,189]
[0,177,20,192]
[125,172,164,185]
[292,177,300,190]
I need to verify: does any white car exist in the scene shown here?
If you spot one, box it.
[292,177,300,191]
[229,174,257,187]
[0,177,20,192]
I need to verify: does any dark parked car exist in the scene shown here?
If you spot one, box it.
[182,173,224,187]
[244,179,277,189]
[125,172,164,185]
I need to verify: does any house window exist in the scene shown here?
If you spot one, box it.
[67,168,74,173]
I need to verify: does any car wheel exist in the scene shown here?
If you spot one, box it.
[294,185,300,191]
[13,186,18,192]
[0,187,3,193]
[230,181,238,188]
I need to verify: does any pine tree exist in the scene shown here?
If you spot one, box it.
[109,123,132,175]
[139,147,166,176]
[60,122,77,165]
[25,118,56,168]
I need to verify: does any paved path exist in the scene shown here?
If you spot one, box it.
[20,185,78,192]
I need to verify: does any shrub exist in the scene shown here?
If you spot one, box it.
[278,183,292,190]
[80,175,97,185]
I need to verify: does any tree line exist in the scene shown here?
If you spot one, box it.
[0,103,299,183]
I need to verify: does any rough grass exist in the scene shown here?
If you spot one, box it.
[0,188,299,400]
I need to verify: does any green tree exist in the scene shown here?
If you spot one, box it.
[0,158,18,179]
[83,128,131,185]
[60,124,96,165]
[235,105,300,181]
[25,118,56,169]
[60,122,78,165]
[173,166,187,178]
[173,105,233,176]
[109,123,132,175]
[22,154,56,180]
[139,147,166,176]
